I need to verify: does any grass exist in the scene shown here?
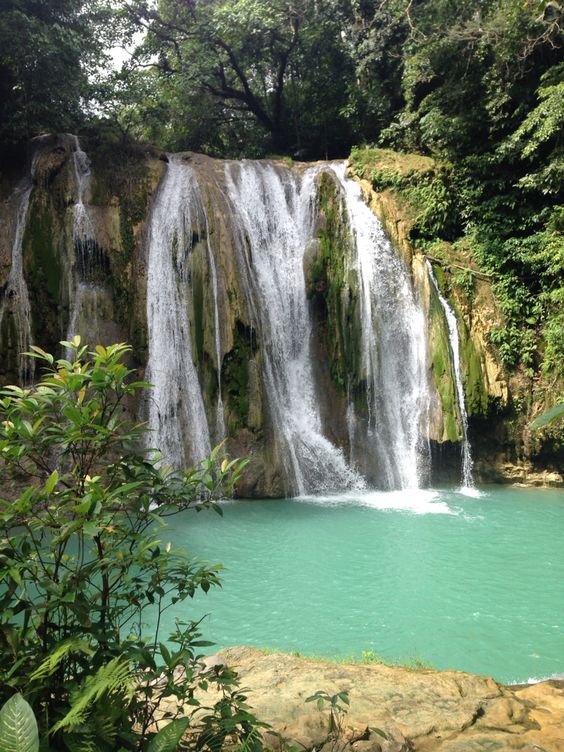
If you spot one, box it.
[265,154,294,167]
[259,646,431,671]
[349,146,435,180]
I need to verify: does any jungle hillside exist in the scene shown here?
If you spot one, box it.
[1,0,562,399]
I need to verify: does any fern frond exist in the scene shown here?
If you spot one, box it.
[51,658,134,734]
[63,731,97,752]
[29,639,93,683]
[93,707,119,746]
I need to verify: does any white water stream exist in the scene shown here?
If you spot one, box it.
[427,260,474,488]
[145,157,211,467]
[332,164,430,489]
[226,161,364,495]
[203,209,226,442]
[0,158,37,384]
[67,136,103,347]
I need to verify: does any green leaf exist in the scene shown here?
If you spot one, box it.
[146,718,190,752]
[51,658,133,733]
[27,346,54,365]
[370,726,389,740]
[29,639,92,683]
[529,403,564,430]
[44,470,59,494]
[159,642,172,667]
[0,693,39,752]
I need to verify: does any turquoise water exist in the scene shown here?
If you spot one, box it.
[155,486,564,684]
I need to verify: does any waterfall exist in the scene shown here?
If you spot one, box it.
[145,157,211,467]
[203,210,226,442]
[226,161,365,495]
[0,162,36,384]
[71,135,96,264]
[427,260,474,488]
[332,164,430,490]
[67,136,103,346]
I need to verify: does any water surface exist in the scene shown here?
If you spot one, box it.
[155,486,564,684]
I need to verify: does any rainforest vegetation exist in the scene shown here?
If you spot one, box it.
[1,0,562,379]
[0,2,562,748]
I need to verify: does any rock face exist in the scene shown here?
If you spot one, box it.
[210,647,564,752]
[0,135,560,494]
[353,175,562,487]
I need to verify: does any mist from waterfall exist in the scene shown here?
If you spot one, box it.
[427,260,474,489]
[145,157,211,467]
[332,163,431,490]
[226,161,365,495]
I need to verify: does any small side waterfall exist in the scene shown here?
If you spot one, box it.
[0,163,36,384]
[226,161,364,495]
[67,137,103,346]
[332,164,430,489]
[427,260,474,488]
[145,158,211,467]
[203,210,226,442]
[71,135,96,264]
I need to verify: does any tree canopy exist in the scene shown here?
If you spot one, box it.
[0,0,562,375]
[1,0,562,161]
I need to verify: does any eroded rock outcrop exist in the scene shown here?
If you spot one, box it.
[205,647,564,752]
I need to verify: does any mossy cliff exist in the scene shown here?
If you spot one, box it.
[349,148,561,486]
[0,133,166,377]
[0,137,560,493]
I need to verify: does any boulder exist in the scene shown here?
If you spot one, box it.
[206,647,564,752]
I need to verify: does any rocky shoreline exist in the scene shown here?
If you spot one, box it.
[202,647,564,751]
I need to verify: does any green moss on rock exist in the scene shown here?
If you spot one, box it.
[23,197,65,355]
[428,274,462,443]
[222,321,257,428]
[308,172,362,392]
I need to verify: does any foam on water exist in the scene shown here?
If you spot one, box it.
[458,485,483,498]
[298,488,456,515]
[509,673,564,686]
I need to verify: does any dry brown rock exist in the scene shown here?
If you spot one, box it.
[207,647,564,752]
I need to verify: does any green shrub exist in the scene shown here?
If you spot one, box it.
[0,339,262,751]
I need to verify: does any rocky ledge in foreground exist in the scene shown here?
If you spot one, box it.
[210,647,564,752]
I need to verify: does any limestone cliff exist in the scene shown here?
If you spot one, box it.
[0,135,560,494]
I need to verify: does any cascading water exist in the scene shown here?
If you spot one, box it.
[426,260,474,488]
[0,161,36,384]
[225,161,365,495]
[332,163,430,490]
[71,136,96,262]
[145,157,211,467]
[202,210,226,442]
[67,137,103,346]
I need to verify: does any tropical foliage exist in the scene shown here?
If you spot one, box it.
[0,340,262,751]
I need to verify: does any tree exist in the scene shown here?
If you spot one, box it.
[0,0,115,145]
[0,339,262,751]
[121,0,299,151]
[117,0,358,156]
